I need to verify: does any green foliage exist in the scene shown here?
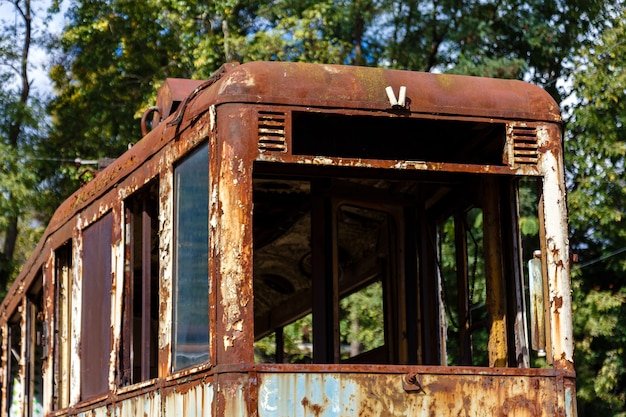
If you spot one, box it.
[44,0,194,217]
[339,281,385,358]
[0,0,48,295]
[566,6,626,414]
[254,314,313,363]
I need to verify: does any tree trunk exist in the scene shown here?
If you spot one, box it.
[1,0,31,294]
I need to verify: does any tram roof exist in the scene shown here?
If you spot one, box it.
[178,61,561,125]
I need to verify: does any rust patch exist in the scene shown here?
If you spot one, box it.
[301,396,324,416]
[553,296,563,312]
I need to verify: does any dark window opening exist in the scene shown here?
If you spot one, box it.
[292,112,506,165]
[172,142,210,371]
[120,180,159,385]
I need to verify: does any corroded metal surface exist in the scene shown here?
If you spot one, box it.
[187,62,561,123]
[256,371,560,417]
[0,61,573,417]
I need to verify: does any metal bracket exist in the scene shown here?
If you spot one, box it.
[402,372,425,393]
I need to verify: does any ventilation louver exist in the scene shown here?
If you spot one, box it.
[258,111,287,152]
[510,124,539,166]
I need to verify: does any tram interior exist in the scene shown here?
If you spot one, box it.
[252,164,542,367]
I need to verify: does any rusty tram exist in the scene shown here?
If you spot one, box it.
[0,62,575,416]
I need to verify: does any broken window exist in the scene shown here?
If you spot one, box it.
[172,143,210,371]
[120,180,159,385]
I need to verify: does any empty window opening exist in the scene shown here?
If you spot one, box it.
[120,180,159,385]
[252,165,546,368]
[253,174,401,365]
[337,205,390,363]
[439,209,489,366]
[292,112,506,166]
[255,314,313,364]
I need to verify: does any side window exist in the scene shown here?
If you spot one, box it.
[81,213,113,399]
[120,180,159,385]
[7,311,22,416]
[26,284,44,416]
[172,143,209,371]
[54,242,72,409]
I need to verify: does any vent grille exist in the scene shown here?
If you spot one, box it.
[511,125,538,166]
[258,111,287,152]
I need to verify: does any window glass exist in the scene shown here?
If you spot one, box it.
[173,143,209,371]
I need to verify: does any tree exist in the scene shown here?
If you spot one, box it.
[0,0,47,296]
[566,5,626,414]
[44,0,212,217]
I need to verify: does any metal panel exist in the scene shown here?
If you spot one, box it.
[76,406,109,417]
[80,213,113,400]
[163,380,214,416]
[258,372,558,417]
[187,62,561,124]
[113,391,162,417]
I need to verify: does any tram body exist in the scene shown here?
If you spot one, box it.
[0,62,575,416]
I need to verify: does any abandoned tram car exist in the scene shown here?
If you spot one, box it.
[1,62,575,416]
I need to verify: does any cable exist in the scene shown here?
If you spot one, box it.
[572,246,626,270]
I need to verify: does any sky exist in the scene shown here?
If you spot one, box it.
[0,0,68,94]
